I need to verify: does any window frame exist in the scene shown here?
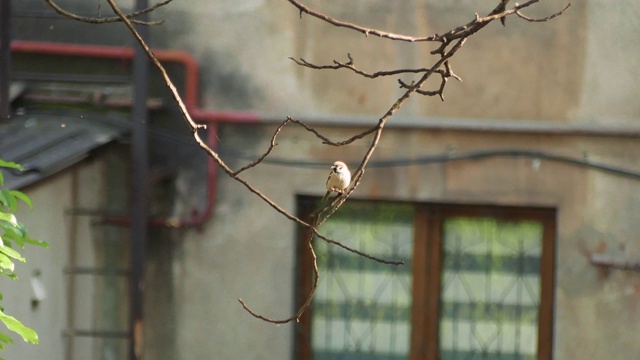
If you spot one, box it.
[411,204,556,360]
[294,198,556,360]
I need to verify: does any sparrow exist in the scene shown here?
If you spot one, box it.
[322,161,351,202]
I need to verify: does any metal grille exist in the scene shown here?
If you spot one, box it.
[311,202,414,360]
[439,217,543,360]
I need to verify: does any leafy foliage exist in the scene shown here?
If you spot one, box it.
[0,160,49,354]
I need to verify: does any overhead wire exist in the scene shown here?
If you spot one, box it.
[93,113,640,182]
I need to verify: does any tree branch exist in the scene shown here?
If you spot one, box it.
[239,230,319,324]
[516,2,572,22]
[44,0,172,26]
[102,0,314,230]
[97,0,570,325]
[232,117,290,176]
[290,53,435,79]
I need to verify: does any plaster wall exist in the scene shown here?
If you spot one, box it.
[9,0,640,359]
[176,123,640,359]
[154,0,640,123]
[158,1,640,359]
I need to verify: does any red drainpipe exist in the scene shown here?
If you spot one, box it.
[11,40,260,228]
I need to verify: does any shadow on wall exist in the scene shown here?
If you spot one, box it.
[198,50,261,110]
[560,226,623,296]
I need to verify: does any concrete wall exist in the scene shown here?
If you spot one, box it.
[176,123,640,359]
[7,0,640,359]
[158,1,640,359]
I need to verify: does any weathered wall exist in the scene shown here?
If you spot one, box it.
[156,0,593,120]
[163,1,640,359]
[9,0,640,359]
[178,123,640,359]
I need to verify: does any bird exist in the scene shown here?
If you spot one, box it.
[322,161,351,202]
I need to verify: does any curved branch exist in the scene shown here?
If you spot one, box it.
[103,0,569,325]
[44,0,172,26]
[103,0,400,273]
[287,116,378,147]
[313,230,404,265]
[103,0,313,230]
[318,38,468,225]
[287,0,440,43]
[516,3,572,22]
[238,226,319,324]
[233,117,291,176]
[287,0,562,45]
[290,54,434,79]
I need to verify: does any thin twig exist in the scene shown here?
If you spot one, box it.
[287,0,440,43]
[101,0,569,325]
[286,116,378,147]
[239,222,319,323]
[287,0,554,44]
[103,0,396,287]
[44,0,171,25]
[233,117,291,175]
[102,0,313,230]
[515,2,572,22]
[313,230,404,265]
[317,38,468,225]
[290,54,435,79]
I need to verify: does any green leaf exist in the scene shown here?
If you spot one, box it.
[0,246,24,262]
[0,171,4,187]
[9,191,32,210]
[1,222,25,240]
[0,272,17,280]
[0,161,23,171]
[0,331,13,346]
[23,237,48,248]
[0,309,39,344]
[0,226,25,248]
[0,190,17,213]
[0,213,17,227]
[0,254,13,272]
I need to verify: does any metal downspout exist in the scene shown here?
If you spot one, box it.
[0,0,10,120]
[130,0,149,358]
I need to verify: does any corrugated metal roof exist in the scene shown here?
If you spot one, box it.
[0,113,128,189]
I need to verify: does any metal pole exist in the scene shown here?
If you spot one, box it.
[0,0,11,120]
[130,0,149,359]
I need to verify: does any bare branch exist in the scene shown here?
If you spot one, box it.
[44,0,172,26]
[313,230,404,265]
[317,38,469,225]
[290,54,434,79]
[397,66,462,101]
[102,0,315,231]
[286,0,440,43]
[232,117,291,176]
[286,116,378,147]
[98,0,569,325]
[237,211,403,324]
[102,0,395,278]
[287,0,565,46]
[516,2,572,22]
[239,231,319,324]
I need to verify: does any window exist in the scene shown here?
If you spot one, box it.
[295,199,555,360]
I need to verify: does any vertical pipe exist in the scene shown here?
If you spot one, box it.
[130,0,149,359]
[0,0,10,120]
[65,169,80,360]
